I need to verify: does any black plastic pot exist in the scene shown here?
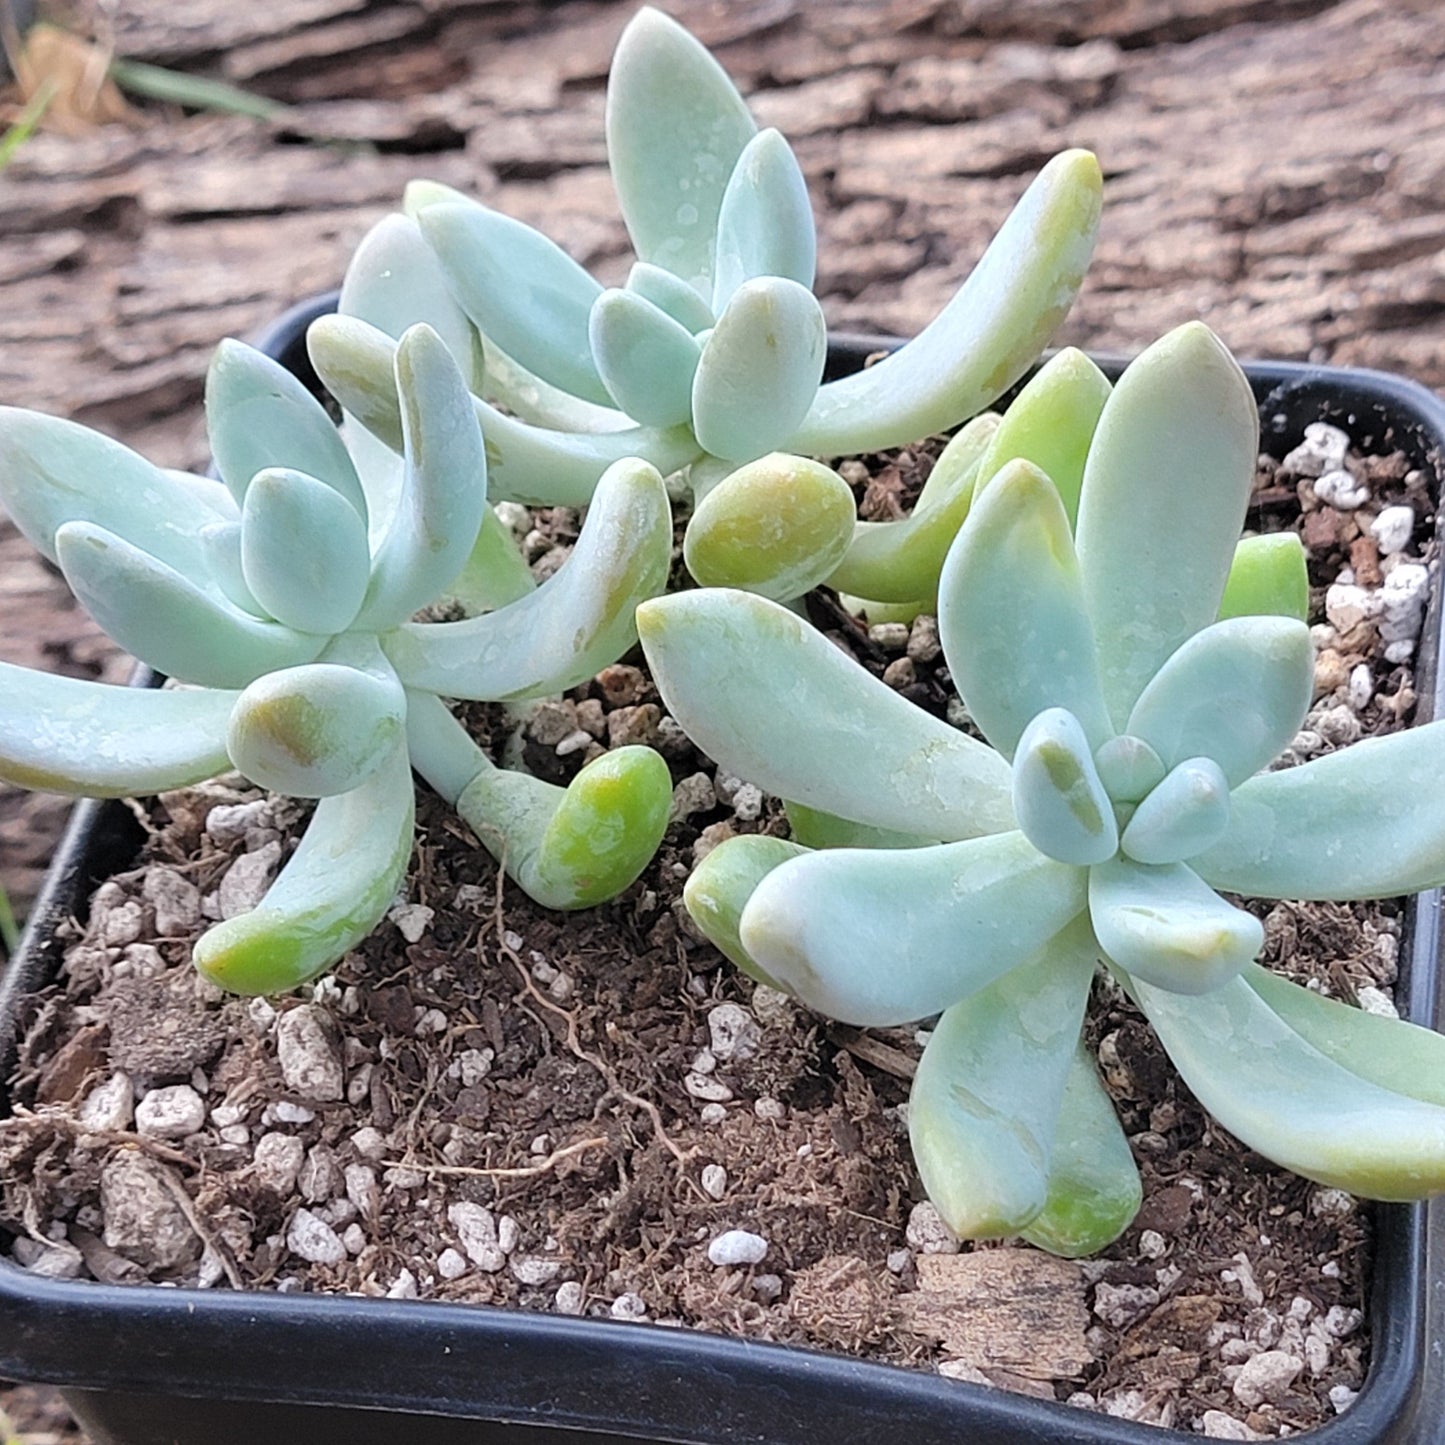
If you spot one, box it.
[3,301,1445,1445]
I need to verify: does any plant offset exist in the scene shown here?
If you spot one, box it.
[643,322,1445,1254]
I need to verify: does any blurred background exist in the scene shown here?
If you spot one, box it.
[1,0,1442,1437]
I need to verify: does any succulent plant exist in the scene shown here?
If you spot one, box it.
[638,321,1445,1256]
[303,6,1105,608]
[0,324,673,995]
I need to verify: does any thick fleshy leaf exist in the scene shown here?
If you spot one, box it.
[1020,1045,1141,1258]
[56,522,324,688]
[738,831,1088,1026]
[307,315,701,507]
[455,745,671,909]
[417,201,610,405]
[683,453,855,601]
[1118,756,1231,866]
[637,588,1014,841]
[1243,962,1445,1107]
[205,339,366,518]
[1089,857,1262,994]
[384,458,671,700]
[684,834,809,982]
[241,468,371,634]
[0,665,235,797]
[169,471,239,521]
[1220,533,1309,623]
[192,742,414,995]
[826,414,996,606]
[1074,323,1260,728]
[712,128,816,311]
[1093,734,1165,804]
[0,407,219,574]
[589,289,701,427]
[788,150,1103,456]
[626,261,715,334]
[476,338,632,433]
[606,7,757,289]
[1126,616,1313,787]
[910,917,1096,1240]
[972,348,1110,525]
[226,661,406,799]
[940,460,1112,756]
[442,508,536,616]
[1011,708,1118,865]
[199,521,266,618]
[1193,721,1445,899]
[691,277,826,463]
[782,801,938,851]
[1134,972,1445,1200]
[339,213,479,386]
[354,325,488,631]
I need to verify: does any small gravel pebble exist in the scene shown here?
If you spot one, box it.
[707,1230,768,1267]
[275,1004,345,1102]
[554,1281,585,1314]
[437,1248,468,1280]
[135,1085,206,1140]
[253,1133,306,1194]
[708,1003,761,1062]
[1371,504,1415,554]
[610,1292,648,1320]
[906,1201,960,1255]
[287,1208,347,1266]
[79,1073,135,1133]
[701,1164,728,1200]
[1232,1349,1303,1406]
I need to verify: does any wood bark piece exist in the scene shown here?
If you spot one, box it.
[901,1249,1093,1379]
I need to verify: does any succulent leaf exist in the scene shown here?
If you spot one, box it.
[626,260,715,334]
[206,339,367,519]
[1193,721,1445,899]
[1117,756,1231,865]
[474,337,632,434]
[1126,616,1313,787]
[1089,856,1262,994]
[711,127,816,311]
[1073,322,1260,728]
[637,588,1014,841]
[198,521,267,618]
[909,916,1096,1240]
[1019,1044,1141,1258]
[1092,734,1166,804]
[56,522,324,689]
[1134,971,1445,1200]
[308,315,701,507]
[416,200,611,406]
[442,507,536,616]
[691,277,827,463]
[782,801,939,851]
[683,452,855,600]
[940,459,1112,756]
[589,288,702,427]
[0,407,221,576]
[972,347,1111,525]
[826,413,997,606]
[684,834,809,983]
[0,664,235,797]
[1219,532,1309,623]
[606,6,757,290]
[192,741,415,996]
[240,467,371,635]
[226,661,406,799]
[738,832,1087,1027]
[354,325,489,631]
[1011,708,1118,865]
[383,458,671,700]
[788,150,1103,456]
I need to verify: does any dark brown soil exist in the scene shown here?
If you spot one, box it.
[2,426,1436,1439]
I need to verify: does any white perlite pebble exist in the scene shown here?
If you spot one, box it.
[1380,562,1430,657]
[1356,985,1399,1018]
[1348,663,1374,711]
[218,841,283,919]
[1200,1410,1265,1440]
[101,1155,194,1268]
[700,1164,728,1200]
[1371,504,1415,555]
[685,1072,733,1102]
[437,1248,469,1280]
[1324,582,1382,634]
[512,1256,562,1286]
[699,1103,728,1126]
[275,1004,345,1102]
[868,622,910,651]
[143,869,201,936]
[287,1208,347,1266]
[1324,1304,1363,1338]
[388,902,434,943]
[1313,704,1361,747]
[749,984,794,1027]
[752,1273,783,1302]
[707,1230,768,1267]
[670,772,717,822]
[135,1085,206,1140]
[387,1269,419,1300]
[611,1292,648,1320]
[886,1248,911,1275]
[1314,468,1370,510]
[344,1164,380,1218]
[731,783,764,822]
[253,1133,306,1194]
[1093,1282,1160,1329]
[708,1002,761,1062]
[906,1201,960,1255]
[555,1281,585,1314]
[1283,422,1349,478]
[79,1073,135,1133]
[1329,1384,1359,1414]
[1231,1349,1303,1407]
[448,1202,506,1272]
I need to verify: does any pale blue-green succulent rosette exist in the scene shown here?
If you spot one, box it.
[638,320,1445,1256]
[0,324,673,995]
[303,6,1105,610]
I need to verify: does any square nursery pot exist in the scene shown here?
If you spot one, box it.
[3,298,1445,1445]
